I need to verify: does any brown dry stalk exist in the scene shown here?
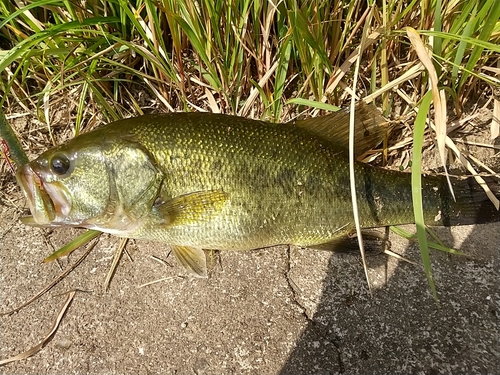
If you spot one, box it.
[0,290,76,366]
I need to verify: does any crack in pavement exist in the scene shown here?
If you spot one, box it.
[284,246,345,374]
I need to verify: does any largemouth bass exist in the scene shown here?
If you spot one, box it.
[16,104,500,276]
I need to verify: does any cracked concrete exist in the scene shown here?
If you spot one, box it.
[285,246,344,373]
[285,247,314,320]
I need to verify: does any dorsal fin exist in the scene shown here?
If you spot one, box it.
[289,102,389,157]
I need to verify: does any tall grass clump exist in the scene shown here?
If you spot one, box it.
[1,1,499,121]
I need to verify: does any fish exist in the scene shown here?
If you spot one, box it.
[15,103,500,277]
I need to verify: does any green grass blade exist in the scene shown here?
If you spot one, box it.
[451,4,478,82]
[389,226,467,256]
[0,17,120,72]
[0,0,64,30]
[398,30,500,52]
[458,0,500,90]
[43,229,101,263]
[432,0,443,77]
[412,91,437,302]
[169,13,222,90]
[272,34,293,121]
[0,110,29,166]
[286,98,340,112]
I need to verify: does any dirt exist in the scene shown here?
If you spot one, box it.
[0,112,499,374]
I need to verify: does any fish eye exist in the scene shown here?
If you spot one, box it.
[50,154,71,175]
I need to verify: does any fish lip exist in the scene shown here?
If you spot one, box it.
[16,163,71,225]
[16,164,49,222]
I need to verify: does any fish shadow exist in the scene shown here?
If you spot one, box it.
[279,223,500,374]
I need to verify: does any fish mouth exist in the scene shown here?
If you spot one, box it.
[16,164,71,226]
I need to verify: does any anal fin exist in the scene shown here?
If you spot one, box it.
[307,230,390,255]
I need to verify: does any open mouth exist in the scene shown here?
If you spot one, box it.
[16,164,71,225]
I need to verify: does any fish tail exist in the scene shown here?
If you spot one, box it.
[429,176,500,226]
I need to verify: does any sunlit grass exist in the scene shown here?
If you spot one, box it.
[2,1,498,119]
[411,91,436,302]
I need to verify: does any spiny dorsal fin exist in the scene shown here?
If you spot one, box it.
[172,246,208,277]
[155,190,228,226]
[289,102,389,157]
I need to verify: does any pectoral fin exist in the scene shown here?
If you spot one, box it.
[155,190,228,226]
[172,246,208,278]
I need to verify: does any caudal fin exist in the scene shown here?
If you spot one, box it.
[438,177,500,226]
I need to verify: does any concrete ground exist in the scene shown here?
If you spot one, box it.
[1,185,499,374]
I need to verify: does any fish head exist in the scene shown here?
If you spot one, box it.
[16,132,163,233]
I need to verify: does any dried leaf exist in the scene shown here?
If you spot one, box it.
[406,27,455,200]
[104,237,129,291]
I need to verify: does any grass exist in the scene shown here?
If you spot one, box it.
[1,0,499,296]
[2,1,499,120]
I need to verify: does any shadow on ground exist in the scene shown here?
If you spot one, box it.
[280,223,500,374]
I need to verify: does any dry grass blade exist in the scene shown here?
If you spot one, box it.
[0,290,76,366]
[205,88,220,113]
[349,6,374,293]
[138,254,180,287]
[433,126,500,209]
[322,30,380,103]
[382,249,418,266]
[104,237,129,291]
[364,63,425,103]
[238,60,279,117]
[492,99,500,140]
[453,139,500,150]
[139,277,182,288]
[0,238,98,316]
